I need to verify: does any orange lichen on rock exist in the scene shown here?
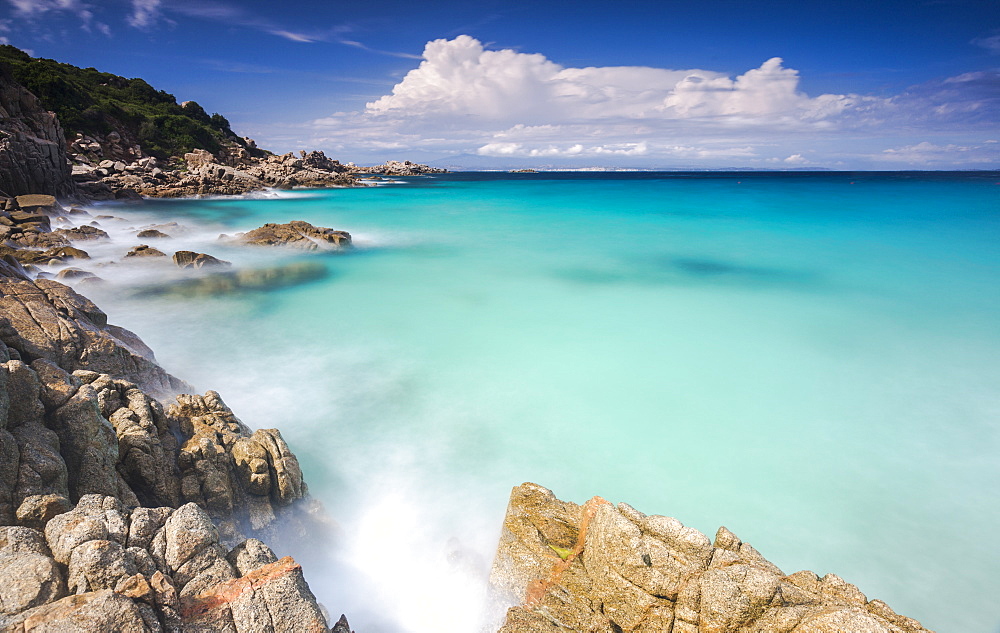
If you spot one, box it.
[179,556,300,618]
[524,495,610,607]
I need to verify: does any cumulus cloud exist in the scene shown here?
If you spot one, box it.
[366,36,865,128]
[660,58,862,123]
[367,35,719,121]
[294,35,1000,168]
[783,153,810,164]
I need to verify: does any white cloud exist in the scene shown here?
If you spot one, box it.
[7,0,88,19]
[4,0,110,35]
[660,58,858,123]
[271,30,315,43]
[366,37,865,129]
[290,36,999,168]
[878,141,996,165]
[119,0,413,55]
[477,142,646,157]
[367,35,720,122]
[127,0,161,29]
[972,34,1000,54]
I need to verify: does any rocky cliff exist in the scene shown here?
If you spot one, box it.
[491,483,932,633]
[0,201,343,630]
[0,66,76,199]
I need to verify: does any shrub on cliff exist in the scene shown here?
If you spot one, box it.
[0,45,247,159]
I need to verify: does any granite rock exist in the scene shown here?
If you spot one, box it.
[234,220,352,251]
[491,483,933,633]
[125,244,167,258]
[0,264,333,629]
[173,250,231,269]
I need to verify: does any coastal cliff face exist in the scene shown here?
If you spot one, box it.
[0,210,338,630]
[491,483,932,633]
[0,68,76,199]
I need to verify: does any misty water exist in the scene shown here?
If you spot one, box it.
[77,172,999,632]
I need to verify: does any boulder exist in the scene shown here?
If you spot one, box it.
[9,211,51,229]
[125,245,167,258]
[0,525,50,556]
[172,250,231,269]
[66,538,137,593]
[55,268,96,281]
[13,196,58,213]
[136,229,169,239]
[1,589,150,632]
[44,495,125,564]
[15,494,72,531]
[226,538,277,576]
[0,551,67,615]
[234,220,352,251]
[179,557,327,632]
[54,225,109,241]
[491,483,933,633]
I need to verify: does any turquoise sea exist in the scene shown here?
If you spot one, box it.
[83,172,999,632]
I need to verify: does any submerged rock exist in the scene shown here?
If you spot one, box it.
[139,261,327,298]
[491,483,933,633]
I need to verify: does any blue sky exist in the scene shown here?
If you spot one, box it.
[1,0,997,168]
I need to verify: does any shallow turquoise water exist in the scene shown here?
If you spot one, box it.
[89,172,999,632]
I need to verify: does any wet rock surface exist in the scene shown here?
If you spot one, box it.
[491,483,933,633]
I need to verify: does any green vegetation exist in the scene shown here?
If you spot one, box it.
[0,45,247,158]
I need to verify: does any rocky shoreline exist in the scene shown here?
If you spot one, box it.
[0,62,932,632]
[0,193,356,631]
[1,65,443,203]
[0,192,935,632]
[70,146,447,201]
